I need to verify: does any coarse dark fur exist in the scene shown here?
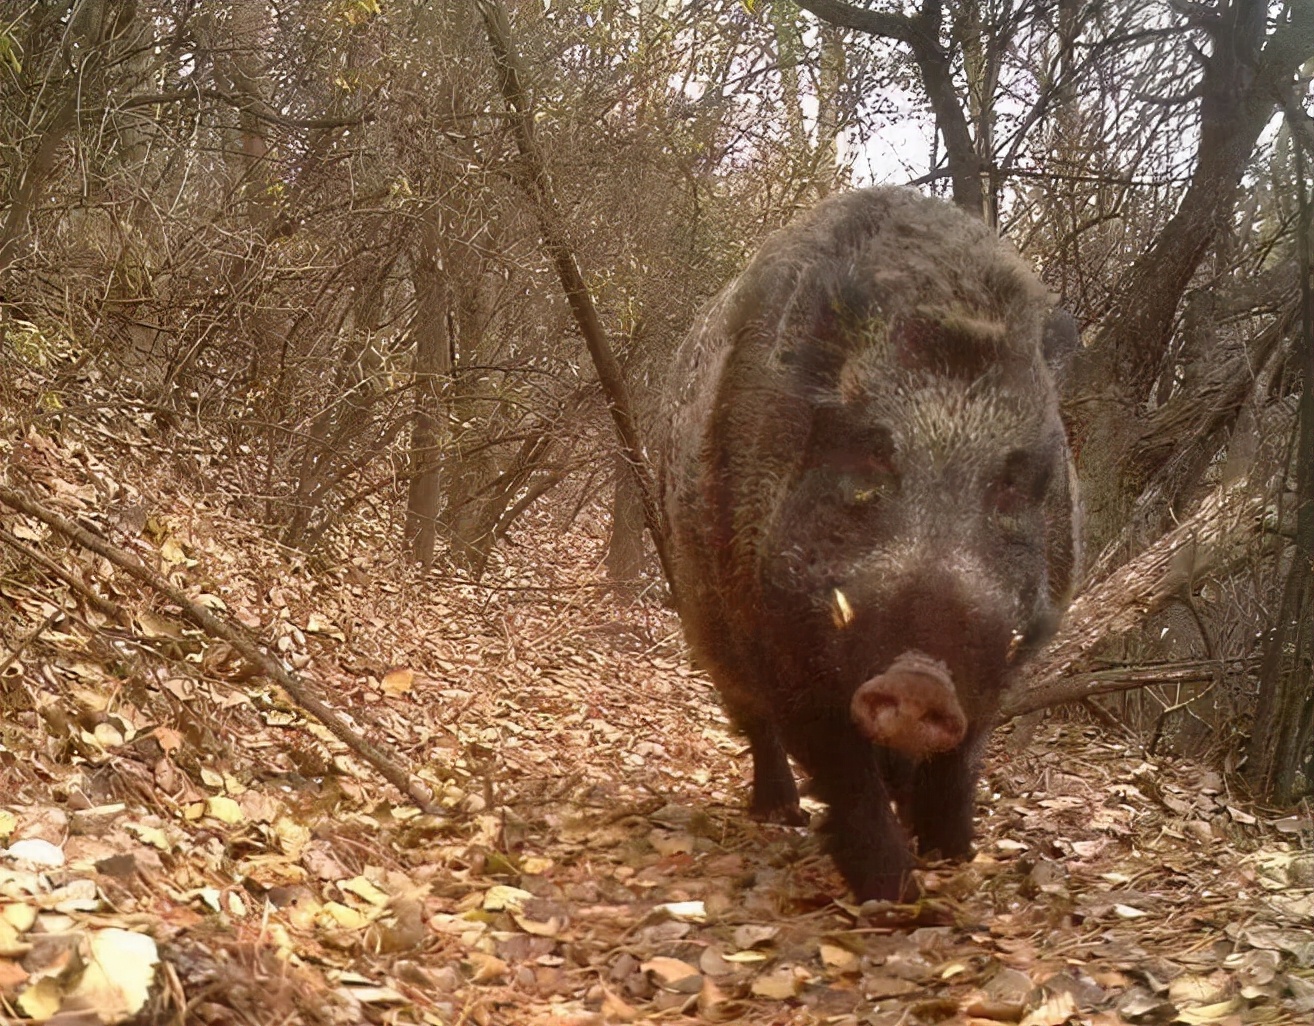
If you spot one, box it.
[656,187,1080,900]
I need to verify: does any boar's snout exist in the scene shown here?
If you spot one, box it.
[850,652,967,759]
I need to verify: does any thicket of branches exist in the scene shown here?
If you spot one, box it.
[2,0,1311,799]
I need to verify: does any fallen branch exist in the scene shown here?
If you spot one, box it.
[0,525,128,624]
[1003,658,1249,719]
[1005,481,1266,718]
[0,484,440,815]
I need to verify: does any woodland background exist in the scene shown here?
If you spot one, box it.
[0,2,1313,1023]
[2,0,1314,839]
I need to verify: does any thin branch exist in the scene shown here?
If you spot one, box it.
[0,484,440,815]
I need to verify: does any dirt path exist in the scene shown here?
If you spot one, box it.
[0,426,1311,1025]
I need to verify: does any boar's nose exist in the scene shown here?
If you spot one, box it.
[850,651,967,759]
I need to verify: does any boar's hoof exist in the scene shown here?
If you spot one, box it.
[850,651,967,759]
[750,796,809,826]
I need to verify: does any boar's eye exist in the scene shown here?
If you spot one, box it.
[804,410,899,507]
[987,449,1051,532]
[834,453,899,505]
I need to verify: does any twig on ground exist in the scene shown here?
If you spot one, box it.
[0,483,440,815]
[0,525,128,623]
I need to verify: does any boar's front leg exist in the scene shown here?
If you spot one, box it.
[891,737,982,861]
[724,699,806,825]
[786,709,915,901]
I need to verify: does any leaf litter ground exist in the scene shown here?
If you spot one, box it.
[0,417,1312,1025]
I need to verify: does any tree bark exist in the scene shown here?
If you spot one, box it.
[405,210,454,566]
[474,0,678,594]
[1064,2,1314,562]
[607,450,648,591]
[1009,480,1268,715]
[1246,132,1314,800]
[0,1,137,281]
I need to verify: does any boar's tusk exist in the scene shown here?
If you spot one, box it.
[830,588,855,628]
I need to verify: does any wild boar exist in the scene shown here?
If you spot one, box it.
[657,187,1079,900]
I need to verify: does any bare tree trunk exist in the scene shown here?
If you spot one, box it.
[405,211,454,566]
[796,0,985,216]
[814,22,847,196]
[607,451,647,592]
[280,271,389,549]
[1064,2,1314,561]
[1246,138,1314,800]
[474,0,678,594]
[0,1,136,281]
[447,433,556,575]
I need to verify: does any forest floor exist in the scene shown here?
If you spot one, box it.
[1,405,1313,1026]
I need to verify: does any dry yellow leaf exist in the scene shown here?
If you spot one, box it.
[1019,990,1078,1026]
[67,928,159,1023]
[159,537,189,564]
[467,951,507,983]
[1176,998,1243,1025]
[342,875,390,907]
[381,668,414,695]
[136,610,182,638]
[722,950,769,963]
[482,884,533,912]
[17,975,62,1020]
[751,965,801,999]
[4,839,64,867]
[641,956,700,985]
[601,986,638,1022]
[306,613,345,640]
[125,822,172,850]
[1170,974,1230,1006]
[92,722,126,748]
[819,942,860,974]
[205,796,243,824]
[320,901,372,930]
[0,918,32,958]
[274,816,310,858]
[512,911,563,937]
[3,904,36,932]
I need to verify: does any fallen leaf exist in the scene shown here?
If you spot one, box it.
[1020,989,1078,1026]
[67,928,159,1023]
[1174,997,1242,1024]
[205,796,243,824]
[3,839,64,867]
[306,613,345,641]
[341,876,390,907]
[601,986,637,1022]
[819,942,860,974]
[483,885,533,912]
[733,923,778,949]
[751,964,802,1000]
[381,667,414,694]
[641,956,701,988]
[467,951,507,984]
[321,901,372,929]
[655,900,706,922]
[17,975,62,1020]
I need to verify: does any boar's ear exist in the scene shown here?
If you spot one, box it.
[1041,308,1080,384]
